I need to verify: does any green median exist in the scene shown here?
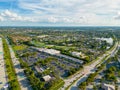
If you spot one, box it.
[3,38,21,90]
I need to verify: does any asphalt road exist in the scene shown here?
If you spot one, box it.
[0,38,7,89]
[60,41,118,90]
[69,42,119,90]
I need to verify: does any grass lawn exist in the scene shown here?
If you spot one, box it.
[3,39,21,90]
[54,45,76,50]
[49,79,64,90]
[31,41,76,50]
[31,41,46,47]
[13,45,27,51]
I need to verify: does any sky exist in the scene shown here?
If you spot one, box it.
[0,0,120,26]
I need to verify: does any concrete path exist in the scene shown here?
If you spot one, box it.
[7,40,32,90]
[0,38,7,89]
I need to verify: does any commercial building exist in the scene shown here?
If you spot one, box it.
[42,75,52,82]
[102,83,115,90]
[32,47,60,55]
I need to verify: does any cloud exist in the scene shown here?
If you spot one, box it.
[17,0,120,25]
[48,17,58,23]
[1,0,120,25]
[18,0,119,15]
[0,16,4,21]
[1,10,18,18]
[1,10,38,22]
[47,16,85,24]
[114,12,120,19]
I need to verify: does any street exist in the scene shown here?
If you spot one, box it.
[0,38,7,89]
[61,41,119,90]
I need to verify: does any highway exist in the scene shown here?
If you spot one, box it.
[117,56,120,90]
[60,41,119,90]
[117,45,120,90]
[0,38,7,89]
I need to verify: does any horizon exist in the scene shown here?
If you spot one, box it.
[0,25,120,28]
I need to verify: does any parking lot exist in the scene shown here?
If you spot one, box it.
[17,47,82,77]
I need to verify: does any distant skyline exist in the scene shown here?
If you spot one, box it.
[0,0,120,26]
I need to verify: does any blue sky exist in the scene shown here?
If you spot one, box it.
[0,0,120,26]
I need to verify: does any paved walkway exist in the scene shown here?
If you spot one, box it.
[0,38,7,89]
[7,40,32,90]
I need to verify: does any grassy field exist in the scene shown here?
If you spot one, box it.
[49,79,64,90]
[31,40,76,50]
[13,45,27,51]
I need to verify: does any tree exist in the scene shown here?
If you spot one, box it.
[79,82,86,90]
[93,85,97,90]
